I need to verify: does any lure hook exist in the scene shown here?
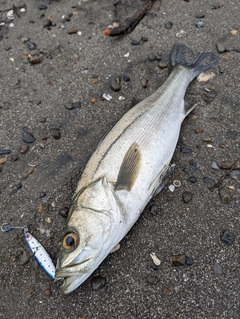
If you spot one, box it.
[1,223,27,232]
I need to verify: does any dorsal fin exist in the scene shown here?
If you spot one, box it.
[115,143,142,191]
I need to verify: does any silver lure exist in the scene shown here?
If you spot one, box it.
[56,44,219,294]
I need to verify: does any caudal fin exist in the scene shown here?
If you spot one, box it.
[170,43,220,81]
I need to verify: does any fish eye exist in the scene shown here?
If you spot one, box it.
[62,232,79,250]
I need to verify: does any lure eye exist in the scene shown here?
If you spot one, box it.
[62,232,79,250]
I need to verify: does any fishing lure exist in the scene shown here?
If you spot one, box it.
[1,223,55,279]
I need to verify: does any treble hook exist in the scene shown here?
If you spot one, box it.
[1,223,27,232]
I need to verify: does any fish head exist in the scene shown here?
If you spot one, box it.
[55,177,122,294]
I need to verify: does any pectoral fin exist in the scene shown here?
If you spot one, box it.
[115,143,142,191]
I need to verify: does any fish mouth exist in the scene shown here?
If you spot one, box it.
[55,258,92,277]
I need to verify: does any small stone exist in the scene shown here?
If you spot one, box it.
[44,19,52,27]
[110,78,121,92]
[216,43,225,53]
[38,203,43,213]
[21,37,29,43]
[158,61,168,69]
[131,39,139,45]
[219,187,233,204]
[39,116,46,123]
[20,145,29,154]
[148,54,156,61]
[38,4,47,10]
[187,176,197,183]
[39,192,46,198]
[0,150,11,156]
[58,208,68,218]
[229,170,240,181]
[203,177,214,184]
[141,36,148,42]
[182,191,193,203]
[230,30,237,35]
[64,103,74,110]
[151,264,159,271]
[22,130,36,143]
[213,263,223,275]
[169,254,186,266]
[196,13,205,18]
[50,128,61,139]
[45,217,52,224]
[150,204,158,215]
[203,137,212,142]
[90,98,97,104]
[29,56,41,64]
[65,17,70,22]
[29,20,35,24]
[165,21,173,29]
[146,275,158,285]
[0,157,7,164]
[220,230,235,245]
[150,253,161,266]
[194,127,203,134]
[68,29,78,34]
[211,162,219,170]
[68,13,73,17]
[16,182,22,190]
[92,78,98,84]
[217,161,240,170]
[226,130,237,139]
[72,101,81,108]
[180,147,192,154]
[91,276,106,291]
[141,78,148,88]
[195,21,203,28]
[123,74,130,82]
[44,288,52,296]
[168,184,175,192]
[15,252,30,265]
[185,257,194,266]
[21,54,29,60]
[26,41,37,50]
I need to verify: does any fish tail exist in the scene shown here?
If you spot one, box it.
[170,43,220,81]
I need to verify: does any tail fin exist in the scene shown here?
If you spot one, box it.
[170,43,220,81]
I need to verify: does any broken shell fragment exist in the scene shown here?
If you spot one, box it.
[150,253,161,266]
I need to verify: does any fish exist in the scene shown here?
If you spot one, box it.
[55,43,219,294]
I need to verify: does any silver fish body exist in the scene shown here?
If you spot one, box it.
[56,44,219,294]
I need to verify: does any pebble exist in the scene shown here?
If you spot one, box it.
[185,257,194,266]
[73,101,82,108]
[141,36,148,42]
[220,230,235,245]
[180,147,192,154]
[219,186,233,204]
[216,43,225,53]
[148,54,156,61]
[196,13,205,18]
[213,263,223,275]
[39,116,46,123]
[141,78,148,88]
[26,41,37,50]
[146,275,159,285]
[44,19,52,27]
[15,252,30,265]
[151,264,159,271]
[68,29,78,34]
[58,208,69,218]
[65,17,70,22]
[194,127,203,134]
[110,77,121,92]
[203,177,214,184]
[158,61,168,69]
[195,21,203,28]
[90,98,97,104]
[29,56,41,64]
[203,137,212,143]
[22,130,36,143]
[21,37,29,43]
[168,184,175,192]
[38,4,47,10]
[64,103,74,110]
[68,13,73,17]
[16,182,22,190]
[0,150,11,156]
[150,204,158,215]
[182,191,193,203]
[165,21,173,29]
[39,192,46,198]
[169,254,186,266]
[187,176,197,183]
[0,157,7,164]
[226,130,236,139]
[20,145,29,154]
[211,162,219,170]
[131,39,139,45]
[50,128,61,139]
[44,288,52,296]
[229,170,240,181]
[91,276,106,291]
[123,74,130,82]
